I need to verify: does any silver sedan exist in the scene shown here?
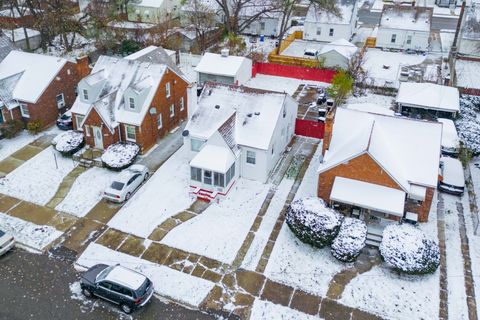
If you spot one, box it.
[103,164,149,203]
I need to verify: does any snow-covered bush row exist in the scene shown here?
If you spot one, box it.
[456,95,480,155]
[52,130,84,155]
[101,142,140,170]
[380,224,440,274]
[286,197,343,248]
[331,218,367,262]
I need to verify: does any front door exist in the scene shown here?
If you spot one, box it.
[93,126,103,149]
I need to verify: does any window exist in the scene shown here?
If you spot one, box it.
[214,172,225,187]
[125,125,136,141]
[406,35,412,45]
[316,27,321,36]
[67,69,71,75]
[391,34,396,43]
[20,103,29,118]
[203,170,212,185]
[0,110,3,124]
[166,82,171,98]
[260,22,265,31]
[98,282,112,290]
[225,163,235,186]
[157,114,162,128]
[329,28,334,36]
[191,138,204,152]
[56,93,65,108]
[180,97,184,111]
[191,167,202,182]
[75,115,85,129]
[82,89,89,100]
[84,125,91,137]
[169,104,175,118]
[128,97,135,109]
[246,150,256,165]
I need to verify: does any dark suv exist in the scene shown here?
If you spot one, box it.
[80,264,154,314]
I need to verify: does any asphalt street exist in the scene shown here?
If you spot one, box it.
[0,249,216,320]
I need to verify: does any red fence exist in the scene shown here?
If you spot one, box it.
[295,119,325,139]
[252,62,336,83]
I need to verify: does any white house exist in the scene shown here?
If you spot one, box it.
[127,0,181,23]
[396,82,460,118]
[239,2,283,37]
[376,5,433,51]
[195,50,252,86]
[180,0,224,25]
[185,83,298,201]
[304,0,358,42]
[318,38,358,69]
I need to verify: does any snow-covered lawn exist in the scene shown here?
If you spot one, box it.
[161,179,271,264]
[241,178,294,270]
[245,74,329,96]
[39,33,96,60]
[108,145,194,238]
[455,59,480,90]
[56,167,116,217]
[76,243,215,307]
[0,146,75,205]
[345,92,395,111]
[0,212,62,251]
[250,299,323,320]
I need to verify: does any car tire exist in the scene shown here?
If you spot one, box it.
[120,303,132,314]
[82,288,93,298]
[125,192,131,201]
[144,173,149,182]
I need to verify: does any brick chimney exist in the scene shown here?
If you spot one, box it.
[322,108,336,156]
[75,56,91,79]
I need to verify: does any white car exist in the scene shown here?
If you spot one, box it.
[0,230,15,256]
[103,164,149,203]
[438,118,460,156]
[438,156,465,196]
[304,48,319,58]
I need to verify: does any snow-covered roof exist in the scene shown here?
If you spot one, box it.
[396,82,460,113]
[462,3,480,40]
[0,51,67,104]
[305,0,356,25]
[131,0,164,8]
[0,33,16,62]
[190,144,235,173]
[319,39,358,59]
[344,103,394,116]
[3,28,40,42]
[380,5,432,32]
[330,177,405,216]
[438,118,459,150]
[318,108,442,190]
[104,265,147,290]
[455,59,480,89]
[195,52,251,78]
[186,84,289,150]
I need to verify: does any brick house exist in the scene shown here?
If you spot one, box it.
[318,108,442,244]
[70,47,191,154]
[0,51,90,129]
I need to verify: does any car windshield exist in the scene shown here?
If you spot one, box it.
[59,114,70,120]
[110,181,125,191]
[96,265,114,282]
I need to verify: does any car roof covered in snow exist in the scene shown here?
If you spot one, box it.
[380,5,432,32]
[305,0,356,25]
[195,52,251,78]
[186,83,290,150]
[440,156,465,187]
[104,265,147,290]
[319,39,358,59]
[318,108,442,191]
[438,118,459,149]
[396,82,460,113]
[0,51,67,104]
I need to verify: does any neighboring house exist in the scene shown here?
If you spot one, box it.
[0,7,34,28]
[240,3,282,37]
[127,0,181,23]
[0,51,90,129]
[195,50,252,87]
[168,26,220,53]
[396,82,460,119]
[70,47,191,153]
[458,2,480,58]
[304,0,358,42]
[185,83,298,201]
[180,0,224,25]
[318,38,358,69]
[3,28,41,50]
[376,5,432,51]
[318,108,442,244]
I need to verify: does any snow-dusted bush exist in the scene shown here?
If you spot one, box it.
[380,224,440,274]
[331,218,367,262]
[286,197,343,248]
[52,130,84,155]
[456,95,480,155]
[101,142,140,170]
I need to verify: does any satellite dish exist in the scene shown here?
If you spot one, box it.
[182,130,190,137]
[149,108,157,115]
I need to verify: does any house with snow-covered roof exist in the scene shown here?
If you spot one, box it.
[195,50,252,87]
[318,108,442,244]
[376,5,432,51]
[304,0,358,43]
[318,38,358,69]
[0,51,89,131]
[396,82,460,119]
[185,83,298,201]
[239,1,283,37]
[127,0,181,23]
[70,47,192,153]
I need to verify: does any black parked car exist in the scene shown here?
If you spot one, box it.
[56,112,73,130]
[80,264,154,314]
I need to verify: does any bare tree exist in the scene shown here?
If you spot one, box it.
[346,50,369,95]
[181,0,218,52]
[7,0,32,50]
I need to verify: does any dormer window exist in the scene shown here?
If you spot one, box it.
[83,89,89,100]
[128,97,135,109]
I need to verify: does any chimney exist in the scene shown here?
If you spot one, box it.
[75,56,91,79]
[221,48,229,57]
[322,108,336,157]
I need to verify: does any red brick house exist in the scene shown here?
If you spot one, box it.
[317,108,442,243]
[0,51,90,129]
[70,46,191,154]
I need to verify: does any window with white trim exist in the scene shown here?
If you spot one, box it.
[180,97,184,111]
[169,104,175,118]
[391,34,397,43]
[166,82,171,98]
[225,163,235,186]
[125,125,136,141]
[406,35,412,45]
[85,125,91,137]
[246,150,256,165]
[190,167,202,182]
[157,114,162,128]
[128,97,135,109]
[214,172,224,187]
[316,27,321,36]
[82,89,89,100]
[75,115,85,130]
[329,28,334,36]
[20,103,29,118]
[56,93,65,108]
[203,170,212,185]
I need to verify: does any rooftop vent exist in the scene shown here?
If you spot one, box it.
[208,89,212,96]
[215,105,220,109]
[221,48,230,57]
[254,112,260,116]
[182,130,189,137]
[247,113,253,117]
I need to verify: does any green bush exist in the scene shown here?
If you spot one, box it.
[26,119,43,135]
[0,120,25,138]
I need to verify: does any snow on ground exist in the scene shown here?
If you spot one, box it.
[241,178,294,270]
[0,212,62,251]
[281,39,325,58]
[56,167,116,217]
[345,92,395,112]
[440,31,455,54]
[0,146,75,205]
[455,59,480,89]
[250,299,323,320]
[179,52,201,83]
[162,179,271,264]
[294,144,322,200]
[39,33,96,59]
[76,243,215,307]
[108,145,194,238]
[245,74,329,96]
[242,35,277,57]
